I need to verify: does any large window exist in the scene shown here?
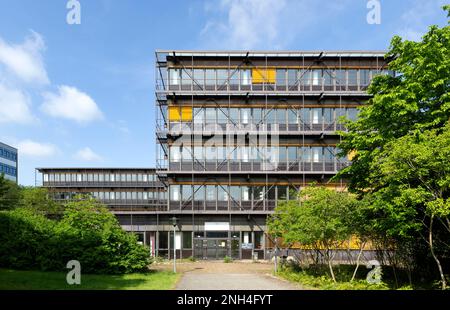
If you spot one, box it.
[276,69,286,86]
[206,185,216,201]
[182,232,192,249]
[241,69,251,86]
[170,185,180,201]
[169,69,180,85]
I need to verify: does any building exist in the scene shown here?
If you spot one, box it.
[0,142,18,183]
[155,50,388,260]
[36,168,166,255]
[38,50,389,260]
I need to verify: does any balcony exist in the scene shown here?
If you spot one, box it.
[168,161,350,174]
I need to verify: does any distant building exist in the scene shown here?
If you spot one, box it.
[0,142,18,183]
[36,168,166,255]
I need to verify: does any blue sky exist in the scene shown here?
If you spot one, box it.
[0,0,448,186]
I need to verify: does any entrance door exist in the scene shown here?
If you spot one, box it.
[193,238,231,260]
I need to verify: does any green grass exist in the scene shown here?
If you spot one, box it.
[0,269,180,290]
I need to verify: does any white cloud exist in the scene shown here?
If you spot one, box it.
[74,147,103,161]
[17,140,58,158]
[41,85,104,123]
[0,83,36,124]
[397,0,447,41]
[0,31,49,84]
[199,0,351,50]
[74,147,103,162]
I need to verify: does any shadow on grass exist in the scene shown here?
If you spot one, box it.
[0,269,178,290]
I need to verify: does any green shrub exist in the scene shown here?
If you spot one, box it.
[0,198,151,274]
[223,256,233,263]
[187,256,196,262]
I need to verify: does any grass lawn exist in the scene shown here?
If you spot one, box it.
[0,269,180,290]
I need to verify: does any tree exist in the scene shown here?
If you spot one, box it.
[336,7,450,289]
[19,187,62,214]
[268,186,357,282]
[0,174,21,211]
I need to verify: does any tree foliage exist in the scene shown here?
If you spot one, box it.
[268,186,359,282]
[335,7,450,289]
[0,196,151,274]
[0,174,21,211]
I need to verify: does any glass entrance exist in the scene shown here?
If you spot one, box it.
[194,238,239,260]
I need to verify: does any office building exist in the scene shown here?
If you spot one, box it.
[0,142,18,183]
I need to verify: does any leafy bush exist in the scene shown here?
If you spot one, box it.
[223,256,233,263]
[0,197,151,274]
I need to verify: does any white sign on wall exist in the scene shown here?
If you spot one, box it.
[204,222,230,231]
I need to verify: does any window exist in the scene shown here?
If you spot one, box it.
[159,231,168,249]
[93,174,98,182]
[77,174,82,182]
[348,108,359,121]
[312,108,321,124]
[229,108,239,124]
[301,147,311,162]
[193,69,204,86]
[170,185,180,201]
[253,108,262,124]
[276,69,286,86]
[254,186,264,201]
[240,108,250,125]
[99,173,104,182]
[206,185,216,201]
[217,108,228,124]
[217,185,227,201]
[360,69,370,85]
[229,70,239,86]
[181,185,192,201]
[194,185,205,201]
[279,147,287,162]
[336,69,346,86]
[217,69,228,86]
[169,69,180,85]
[324,70,334,86]
[242,186,250,201]
[230,186,240,202]
[312,69,322,86]
[126,174,132,182]
[205,69,215,86]
[323,108,333,123]
[182,232,192,249]
[193,146,203,161]
[312,147,322,163]
[205,108,216,124]
[170,146,181,162]
[194,108,204,124]
[88,174,93,182]
[182,146,192,161]
[287,69,297,87]
[43,174,49,182]
[301,108,311,124]
[278,186,288,200]
[348,69,358,85]
[205,147,216,162]
[181,69,192,86]
[288,147,297,162]
[241,69,251,86]
[276,109,286,125]
[288,109,297,124]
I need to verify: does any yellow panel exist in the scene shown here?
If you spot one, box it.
[168,106,181,121]
[348,150,357,161]
[252,68,276,84]
[266,69,276,83]
[181,107,193,122]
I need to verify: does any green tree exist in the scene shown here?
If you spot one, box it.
[19,187,62,214]
[0,174,21,211]
[268,186,357,282]
[336,7,450,289]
